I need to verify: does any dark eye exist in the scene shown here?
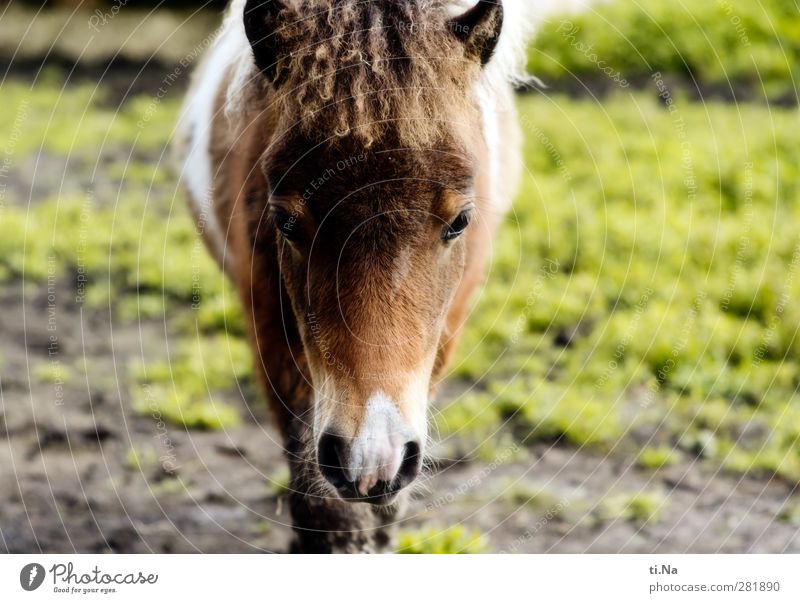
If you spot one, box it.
[270,206,300,241]
[441,209,472,242]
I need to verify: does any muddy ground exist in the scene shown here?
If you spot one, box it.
[1,279,798,553]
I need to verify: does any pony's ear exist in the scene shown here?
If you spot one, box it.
[448,0,504,66]
[244,0,293,84]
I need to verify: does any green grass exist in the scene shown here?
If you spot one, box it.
[636,447,681,470]
[125,445,159,473]
[0,81,245,430]
[445,90,800,482]
[0,77,183,158]
[527,0,800,101]
[503,482,568,517]
[31,361,73,385]
[128,334,249,430]
[599,492,664,525]
[396,525,489,554]
[266,468,291,498]
[778,500,800,526]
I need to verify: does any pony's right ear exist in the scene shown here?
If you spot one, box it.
[448,0,504,66]
[244,0,292,84]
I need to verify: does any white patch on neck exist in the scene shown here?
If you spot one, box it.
[177,25,241,266]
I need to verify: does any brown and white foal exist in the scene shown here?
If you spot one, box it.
[177,0,530,552]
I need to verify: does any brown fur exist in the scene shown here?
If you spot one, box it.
[240,0,484,148]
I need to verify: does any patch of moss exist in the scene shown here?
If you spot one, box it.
[131,383,240,431]
[527,0,799,101]
[599,492,663,525]
[504,482,567,517]
[267,468,291,498]
[636,447,681,470]
[778,501,800,527]
[125,445,159,473]
[31,361,73,385]
[396,525,489,554]
[453,91,800,481]
[129,334,250,430]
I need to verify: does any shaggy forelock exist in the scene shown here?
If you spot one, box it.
[269,0,481,147]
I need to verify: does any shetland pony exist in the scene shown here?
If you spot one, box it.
[178,0,532,552]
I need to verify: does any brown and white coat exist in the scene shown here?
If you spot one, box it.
[177,0,532,552]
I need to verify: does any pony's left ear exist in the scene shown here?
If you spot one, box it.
[448,0,504,66]
[244,0,294,84]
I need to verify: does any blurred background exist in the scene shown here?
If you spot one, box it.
[1,0,799,553]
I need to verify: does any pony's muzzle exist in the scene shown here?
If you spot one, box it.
[317,431,422,505]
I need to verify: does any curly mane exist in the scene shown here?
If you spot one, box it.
[272,1,485,147]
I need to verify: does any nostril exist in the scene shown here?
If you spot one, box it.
[396,440,422,487]
[317,431,350,489]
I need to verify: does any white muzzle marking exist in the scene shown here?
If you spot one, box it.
[348,391,417,496]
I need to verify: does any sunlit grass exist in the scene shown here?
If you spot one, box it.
[31,361,73,385]
[128,334,250,430]
[598,492,664,525]
[396,525,489,554]
[527,0,799,101]
[636,447,681,470]
[453,91,800,481]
